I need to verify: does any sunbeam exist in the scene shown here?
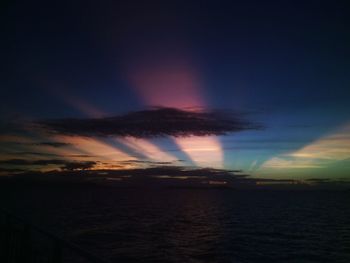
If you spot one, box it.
[126,52,224,168]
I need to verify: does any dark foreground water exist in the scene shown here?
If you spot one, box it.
[1,185,350,262]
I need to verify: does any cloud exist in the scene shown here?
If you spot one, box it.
[4,165,350,189]
[62,161,96,171]
[2,141,72,148]
[10,165,245,180]
[2,152,96,159]
[0,168,27,173]
[0,159,97,171]
[305,178,330,183]
[67,154,97,158]
[107,166,244,178]
[5,152,62,157]
[0,118,27,135]
[33,142,71,148]
[118,159,175,165]
[0,159,66,166]
[34,107,260,138]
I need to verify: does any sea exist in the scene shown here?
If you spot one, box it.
[1,184,350,263]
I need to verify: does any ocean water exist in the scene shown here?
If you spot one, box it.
[1,185,350,262]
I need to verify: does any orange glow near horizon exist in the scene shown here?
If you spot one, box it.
[56,136,135,163]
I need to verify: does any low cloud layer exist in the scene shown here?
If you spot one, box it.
[100,166,244,178]
[3,166,348,190]
[34,107,260,138]
[33,142,71,148]
[0,159,96,171]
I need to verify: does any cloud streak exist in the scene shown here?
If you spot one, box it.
[0,159,97,171]
[33,142,71,148]
[34,107,260,138]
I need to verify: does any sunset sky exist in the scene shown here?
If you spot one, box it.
[1,1,350,183]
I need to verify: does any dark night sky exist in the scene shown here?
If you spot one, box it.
[1,0,350,181]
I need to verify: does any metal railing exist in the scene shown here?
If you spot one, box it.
[0,209,111,263]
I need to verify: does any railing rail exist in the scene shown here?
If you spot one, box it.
[0,208,111,263]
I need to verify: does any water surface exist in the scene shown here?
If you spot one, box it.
[1,185,349,262]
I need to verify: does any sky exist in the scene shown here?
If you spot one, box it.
[1,0,350,185]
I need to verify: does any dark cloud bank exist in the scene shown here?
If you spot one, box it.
[34,107,260,138]
[0,159,96,171]
[33,142,71,148]
[1,164,349,190]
